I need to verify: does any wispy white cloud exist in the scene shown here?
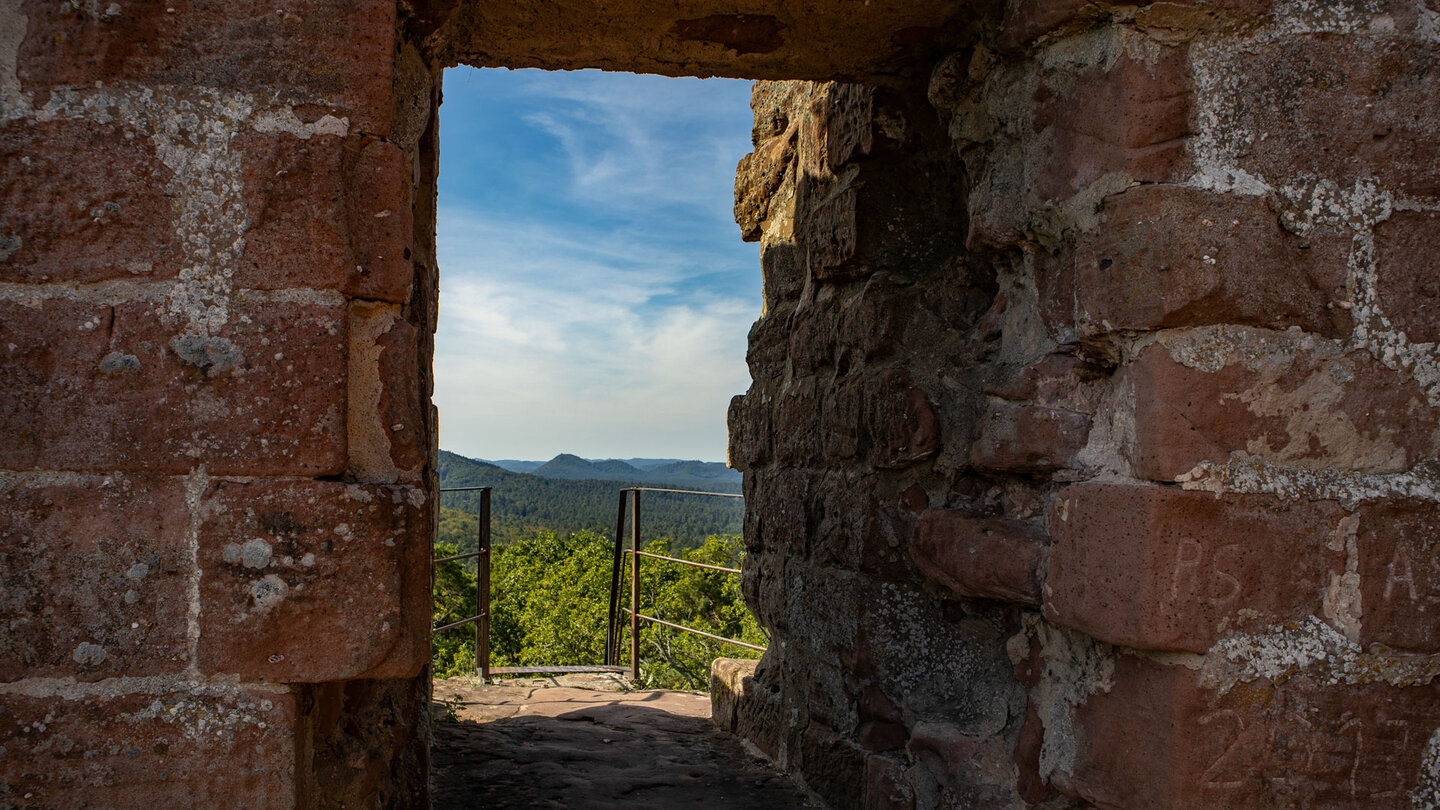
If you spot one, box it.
[435,217,755,460]
[434,68,761,462]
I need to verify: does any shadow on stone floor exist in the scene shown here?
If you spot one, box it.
[429,694,819,809]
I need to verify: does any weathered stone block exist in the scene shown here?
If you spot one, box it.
[864,753,916,809]
[1031,51,1192,201]
[910,510,1045,605]
[238,134,413,302]
[734,128,796,242]
[0,119,180,284]
[197,479,430,682]
[800,722,869,807]
[970,402,1090,473]
[996,0,1274,52]
[0,475,189,682]
[726,392,770,472]
[1045,483,1344,652]
[805,188,860,281]
[303,675,431,808]
[1375,210,1440,343]
[1207,36,1440,195]
[349,303,426,483]
[711,657,759,733]
[983,354,1100,406]
[1355,499,1440,652]
[0,688,298,808]
[1060,654,1440,809]
[0,297,346,475]
[866,369,939,470]
[1124,342,1440,481]
[17,0,397,134]
[1050,185,1351,336]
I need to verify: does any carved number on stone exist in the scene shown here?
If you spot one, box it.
[1199,709,1247,790]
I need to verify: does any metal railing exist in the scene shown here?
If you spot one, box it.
[433,486,491,679]
[605,487,764,681]
[435,483,758,683]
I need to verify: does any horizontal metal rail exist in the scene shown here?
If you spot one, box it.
[434,615,483,633]
[434,550,484,564]
[627,486,743,499]
[439,485,494,492]
[633,549,740,574]
[489,665,629,676]
[623,608,766,652]
[608,485,762,681]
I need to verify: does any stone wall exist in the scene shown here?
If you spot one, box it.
[0,2,437,805]
[5,0,1440,806]
[723,1,1440,807]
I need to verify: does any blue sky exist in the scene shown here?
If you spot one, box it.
[434,68,761,463]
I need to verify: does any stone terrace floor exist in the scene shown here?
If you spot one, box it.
[430,675,820,809]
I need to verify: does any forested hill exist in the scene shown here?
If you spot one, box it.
[491,453,741,488]
[436,450,743,550]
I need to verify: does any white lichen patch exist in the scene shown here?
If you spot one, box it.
[71,642,108,666]
[1181,453,1440,507]
[1187,36,1272,197]
[118,692,278,742]
[1270,0,1389,35]
[1277,176,1393,234]
[1321,515,1363,643]
[250,108,349,140]
[182,469,207,674]
[1347,230,1440,408]
[1412,727,1440,809]
[1201,615,1440,696]
[1152,324,1317,373]
[0,0,29,121]
[1027,616,1117,781]
[249,574,287,611]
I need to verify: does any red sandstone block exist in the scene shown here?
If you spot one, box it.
[17,0,396,135]
[0,297,346,475]
[910,510,1045,604]
[1355,499,1440,652]
[1046,185,1351,337]
[805,188,860,281]
[866,369,939,470]
[238,134,414,302]
[970,401,1090,473]
[800,722,869,807]
[0,689,298,808]
[375,314,427,472]
[1030,51,1192,201]
[0,119,181,284]
[997,0,1273,51]
[1060,654,1440,809]
[726,392,770,472]
[983,354,1101,406]
[0,475,189,682]
[196,479,430,682]
[1376,210,1440,343]
[1214,36,1440,195]
[864,754,916,809]
[1044,482,1344,652]
[772,386,821,466]
[1124,343,1440,481]
[820,378,861,461]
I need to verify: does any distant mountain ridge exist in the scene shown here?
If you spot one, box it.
[436,450,743,549]
[484,453,740,488]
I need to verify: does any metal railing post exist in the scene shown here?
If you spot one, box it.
[478,487,491,681]
[629,488,641,682]
[606,490,628,666]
